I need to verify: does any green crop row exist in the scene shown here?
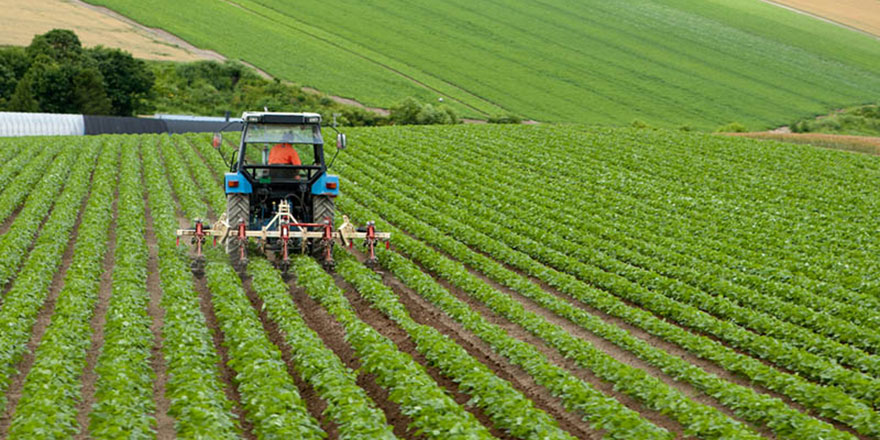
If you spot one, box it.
[89,139,157,438]
[358,129,880,365]
[338,185,873,438]
[0,142,85,289]
[346,135,880,385]
[334,251,584,440]
[204,254,325,439]
[292,256,497,440]
[0,142,61,224]
[6,138,115,438]
[158,136,207,222]
[142,137,240,438]
[174,136,226,216]
[0,144,33,199]
[246,258,398,440]
[184,133,231,179]
[0,142,94,412]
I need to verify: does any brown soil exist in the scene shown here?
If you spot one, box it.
[760,0,880,39]
[285,279,420,440]
[73,182,119,440]
[348,248,602,440]
[0,0,206,61]
[194,277,257,440]
[0,205,23,237]
[144,198,174,439]
[0,181,92,438]
[329,273,516,440]
[239,275,339,439]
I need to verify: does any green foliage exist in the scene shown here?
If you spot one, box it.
[390,97,459,125]
[714,122,747,133]
[487,114,522,124]
[88,46,155,115]
[0,29,152,115]
[790,104,880,136]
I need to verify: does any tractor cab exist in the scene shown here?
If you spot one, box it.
[226,112,340,226]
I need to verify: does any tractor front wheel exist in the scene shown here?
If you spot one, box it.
[226,193,249,269]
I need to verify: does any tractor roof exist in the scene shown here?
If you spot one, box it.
[241,112,322,125]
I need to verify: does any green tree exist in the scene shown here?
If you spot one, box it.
[73,67,112,115]
[87,46,154,115]
[26,29,84,63]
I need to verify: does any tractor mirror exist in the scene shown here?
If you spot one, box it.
[336,133,347,150]
[212,132,223,148]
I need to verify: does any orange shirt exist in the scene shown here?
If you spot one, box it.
[268,143,302,165]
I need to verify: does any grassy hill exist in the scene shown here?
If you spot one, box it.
[84,0,880,129]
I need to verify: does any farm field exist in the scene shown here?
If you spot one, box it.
[83,0,880,128]
[0,126,879,439]
[0,0,204,62]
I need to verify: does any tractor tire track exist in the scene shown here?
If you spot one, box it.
[328,272,516,440]
[348,248,602,440]
[239,275,339,440]
[285,279,420,440]
[193,277,258,440]
[1,180,93,438]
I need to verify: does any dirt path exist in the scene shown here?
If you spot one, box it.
[239,275,339,440]
[144,198,174,439]
[0,182,93,438]
[285,279,419,440]
[348,248,601,440]
[72,181,119,440]
[193,277,258,440]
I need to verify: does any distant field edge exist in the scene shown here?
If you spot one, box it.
[759,0,880,39]
[723,132,880,156]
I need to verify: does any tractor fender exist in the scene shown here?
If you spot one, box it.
[225,171,253,194]
[311,173,340,196]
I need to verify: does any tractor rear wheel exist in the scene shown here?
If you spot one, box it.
[310,195,335,261]
[226,193,249,268]
[312,195,335,225]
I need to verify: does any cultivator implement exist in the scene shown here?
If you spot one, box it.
[177,201,389,275]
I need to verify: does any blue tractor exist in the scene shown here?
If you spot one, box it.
[177,112,389,274]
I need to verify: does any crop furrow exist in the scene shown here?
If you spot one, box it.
[293,255,499,440]
[203,254,326,439]
[142,138,241,438]
[334,249,592,440]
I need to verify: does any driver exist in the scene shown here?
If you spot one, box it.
[268,143,301,165]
